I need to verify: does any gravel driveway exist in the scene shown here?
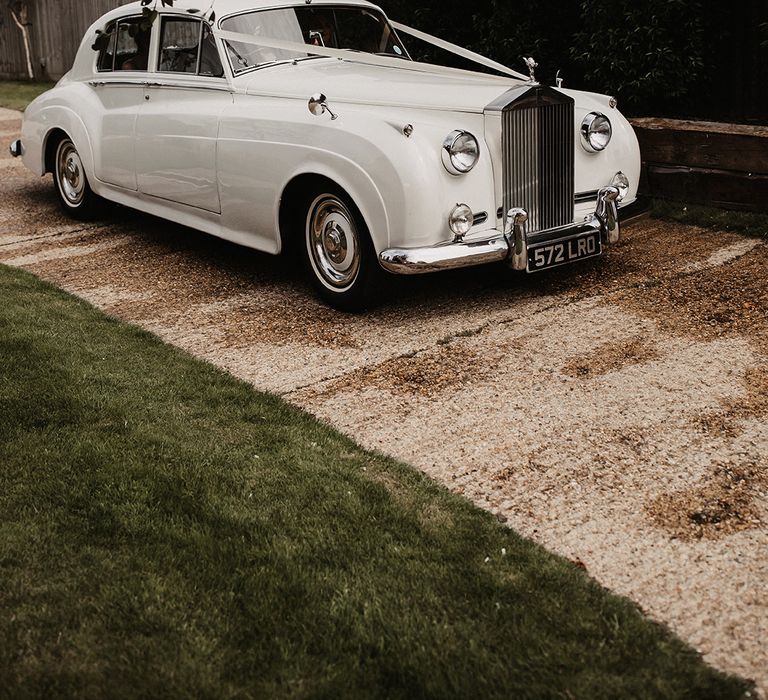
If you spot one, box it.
[2,107,766,693]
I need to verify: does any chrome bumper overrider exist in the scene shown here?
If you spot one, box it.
[379,186,620,275]
[9,139,23,158]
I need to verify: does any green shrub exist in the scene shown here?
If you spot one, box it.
[474,0,582,85]
[571,0,705,110]
[378,0,756,121]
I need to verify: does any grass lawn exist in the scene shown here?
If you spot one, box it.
[652,199,768,239]
[0,263,752,698]
[0,80,55,112]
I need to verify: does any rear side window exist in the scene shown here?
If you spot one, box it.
[97,17,152,72]
[97,23,117,71]
[159,18,224,77]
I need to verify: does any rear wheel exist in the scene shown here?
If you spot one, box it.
[302,188,386,311]
[53,137,103,220]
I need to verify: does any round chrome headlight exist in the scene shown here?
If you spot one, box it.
[442,130,480,175]
[581,112,612,153]
[449,203,473,238]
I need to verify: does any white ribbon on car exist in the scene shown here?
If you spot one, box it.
[214,26,526,83]
[390,22,528,81]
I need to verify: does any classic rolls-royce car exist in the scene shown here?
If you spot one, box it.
[11,0,640,309]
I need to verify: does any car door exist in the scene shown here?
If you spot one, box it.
[91,16,153,191]
[135,17,230,214]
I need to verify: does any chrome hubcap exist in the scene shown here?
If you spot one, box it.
[323,224,346,264]
[308,195,361,289]
[57,142,85,206]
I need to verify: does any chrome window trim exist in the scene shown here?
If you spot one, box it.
[92,12,232,81]
[95,15,147,74]
[156,16,202,76]
[156,17,227,80]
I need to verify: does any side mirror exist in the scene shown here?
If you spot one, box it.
[308,93,338,121]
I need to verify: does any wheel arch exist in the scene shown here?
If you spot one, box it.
[276,163,391,256]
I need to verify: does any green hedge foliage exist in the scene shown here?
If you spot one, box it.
[378,0,760,121]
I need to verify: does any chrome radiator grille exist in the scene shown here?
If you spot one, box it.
[501,88,575,233]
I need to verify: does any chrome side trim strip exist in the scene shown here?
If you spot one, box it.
[89,79,231,92]
[89,79,146,86]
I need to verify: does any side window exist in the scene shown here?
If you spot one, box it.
[116,18,152,71]
[159,18,224,77]
[97,22,117,71]
[199,24,224,77]
[159,18,200,73]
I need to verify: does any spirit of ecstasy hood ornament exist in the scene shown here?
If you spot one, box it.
[523,56,538,83]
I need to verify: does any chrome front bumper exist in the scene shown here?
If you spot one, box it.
[9,139,23,158]
[379,186,620,275]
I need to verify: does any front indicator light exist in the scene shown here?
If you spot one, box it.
[611,171,630,201]
[449,204,473,239]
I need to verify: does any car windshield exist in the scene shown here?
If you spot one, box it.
[221,6,409,73]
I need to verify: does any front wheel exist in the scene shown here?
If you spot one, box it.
[302,190,386,311]
[53,137,103,220]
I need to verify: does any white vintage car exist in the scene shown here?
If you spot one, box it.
[11,0,640,309]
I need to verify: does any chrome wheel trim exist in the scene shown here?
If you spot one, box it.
[56,140,85,207]
[306,194,361,291]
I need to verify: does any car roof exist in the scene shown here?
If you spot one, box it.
[109,0,382,22]
[71,0,389,81]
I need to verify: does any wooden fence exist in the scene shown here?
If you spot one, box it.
[631,118,768,213]
[0,1,133,81]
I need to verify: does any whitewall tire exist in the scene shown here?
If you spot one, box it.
[53,137,103,220]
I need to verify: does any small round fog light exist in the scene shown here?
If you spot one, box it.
[610,171,630,201]
[449,204,473,238]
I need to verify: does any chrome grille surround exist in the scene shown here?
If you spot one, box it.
[487,86,575,234]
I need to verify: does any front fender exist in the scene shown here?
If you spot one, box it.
[219,95,496,254]
[316,105,496,250]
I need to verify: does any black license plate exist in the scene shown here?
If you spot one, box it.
[527,231,601,272]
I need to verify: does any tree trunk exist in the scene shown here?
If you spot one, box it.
[9,4,34,81]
